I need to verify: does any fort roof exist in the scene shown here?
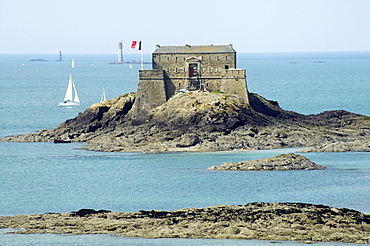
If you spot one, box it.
[153,44,235,54]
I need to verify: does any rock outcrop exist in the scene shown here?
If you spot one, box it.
[299,139,370,152]
[2,91,370,153]
[1,203,369,243]
[208,153,326,171]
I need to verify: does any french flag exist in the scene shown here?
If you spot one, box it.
[131,41,142,50]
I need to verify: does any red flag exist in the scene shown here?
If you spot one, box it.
[131,41,141,50]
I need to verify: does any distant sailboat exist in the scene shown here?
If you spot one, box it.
[71,59,75,68]
[129,62,133,69]
[58,74,80,107]
[100,88,107,102]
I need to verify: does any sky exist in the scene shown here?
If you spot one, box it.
[1,0,370,54]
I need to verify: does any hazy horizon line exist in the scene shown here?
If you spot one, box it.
[1,50,370,55]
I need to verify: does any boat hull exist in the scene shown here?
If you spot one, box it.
[58,101,80,107]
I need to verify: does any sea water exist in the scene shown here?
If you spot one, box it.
[0,52,369,245]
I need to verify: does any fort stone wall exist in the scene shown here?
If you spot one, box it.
[202,69,248,103]
[131,69,167,125]
[132,44,249,124]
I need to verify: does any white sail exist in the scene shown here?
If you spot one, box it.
[58,74,80,107]
[73,80,80,103]
[71,59,75,68]
[63,74,74,102]
[100,88,106,102]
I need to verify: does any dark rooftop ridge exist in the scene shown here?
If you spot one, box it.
[153,44,235,54]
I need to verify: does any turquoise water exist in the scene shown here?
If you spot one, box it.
[0,52,369,245]
[244,51,370,115]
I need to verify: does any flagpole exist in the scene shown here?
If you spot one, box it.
[140,41,144,70]
[131,40,144,69]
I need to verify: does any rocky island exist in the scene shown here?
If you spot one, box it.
[1,91,370,153]
[1,91,369,153]
[208,153,326,171]
[1,202,369,244]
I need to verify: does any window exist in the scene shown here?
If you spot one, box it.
[225,65,229,69]
[189,63,198,77]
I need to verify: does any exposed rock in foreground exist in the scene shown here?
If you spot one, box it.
[208,153,326,171]
[2,91,370,153]
[1,203,369,243]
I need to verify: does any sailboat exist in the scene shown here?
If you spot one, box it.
[100,88,107,102]
[71,59,75,68]
[58,74,80,107]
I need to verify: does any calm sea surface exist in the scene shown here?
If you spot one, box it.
[0,52,369,245]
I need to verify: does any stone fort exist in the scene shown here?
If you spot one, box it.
[132,44,249,124]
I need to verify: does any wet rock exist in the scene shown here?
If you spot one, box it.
[208,153,326,171]
[71,209,111,217]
